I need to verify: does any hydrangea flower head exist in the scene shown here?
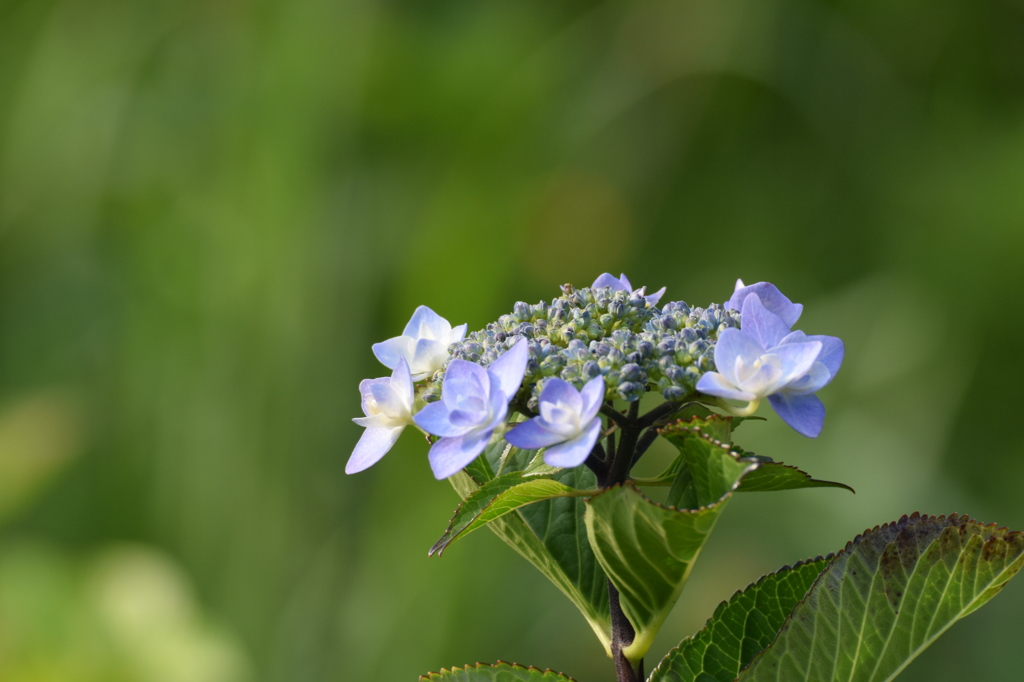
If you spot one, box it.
[592,273,666,306]
[505,376,605,468]
[415,339,529,479]
[346,358,416,474]
[430,283,739,407]
[373,305,468,381]
[726,279,803,328]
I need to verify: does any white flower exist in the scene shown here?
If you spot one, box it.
[346,358,416,474]
[372,306,468,381]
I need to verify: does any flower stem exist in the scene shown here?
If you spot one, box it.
[601,401,644,681]
[609,581,641,682]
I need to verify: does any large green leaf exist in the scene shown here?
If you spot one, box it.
[449,447,612,654]
[737,513,1024,681]
[648,558,830,682]
[584,481,744,664]
[429,472,584,556]
[419,662,576,681]
[517,464,611,644]
[584,417,763,662]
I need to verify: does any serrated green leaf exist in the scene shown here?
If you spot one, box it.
[737,513,1024,682]
[429,473,583,556]
[419,661,577,681]
[450,448,612,654]
[654,418,853,503]
[669,430,752,509]
[648,558,829,682]
[736,462,854,494]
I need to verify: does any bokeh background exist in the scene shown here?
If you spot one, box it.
[0,0,1023,680]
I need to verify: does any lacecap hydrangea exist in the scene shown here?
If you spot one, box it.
[347,275,843,479]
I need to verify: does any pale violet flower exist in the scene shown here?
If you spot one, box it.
[505,376,605,468]
[592,273,666,306]
[414,339,529,479]
[697,293,843,437]
[346,358,416,474]
[726,279,803,328]
[373,306,468,381]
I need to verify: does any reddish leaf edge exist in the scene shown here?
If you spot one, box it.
[418,660,578,680]
[736,511,1024,677]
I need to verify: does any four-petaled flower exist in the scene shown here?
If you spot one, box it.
[414,339,529,479]
[726,279,803,328]
[373,305,468,381]
[346,358,416,474]
[696,293,843,437]
[505,377,605,468]
[592,273,666,306]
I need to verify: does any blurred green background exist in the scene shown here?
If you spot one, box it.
[0,0,1023,680]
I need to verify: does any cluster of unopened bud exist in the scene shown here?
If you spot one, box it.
[422,285,741,407]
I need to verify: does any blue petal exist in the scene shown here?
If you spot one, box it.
[543,418,602,468]
[539,378,583,413]
[488,339,529,400]
[484,385,511,430]
[353,414,389,428]
[346,426,404,474]
[358,377,390,416]
[371,336,412,371]
[410,337,447,374]
[728,282,803,327]
[414,401,471,437]
[771,341,823,391]
[786,361,832,395]
[696,371,757,401]
[768,393,825,438]
[368,381,404,419]
[441,360,490,410]
[713,328,765,387]
[402,305,448,338]
[645,286,667,305]
[391,358,414,407]
[779,331,844,380]
[448,407,488,429]
[579,376,606,423]
[506,418,564,449]
[741,294,793,350]
[428,429,493,479]
[807,335,843,378]
[592,273,629,291]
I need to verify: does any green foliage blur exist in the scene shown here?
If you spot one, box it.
[0,0,1022,679]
